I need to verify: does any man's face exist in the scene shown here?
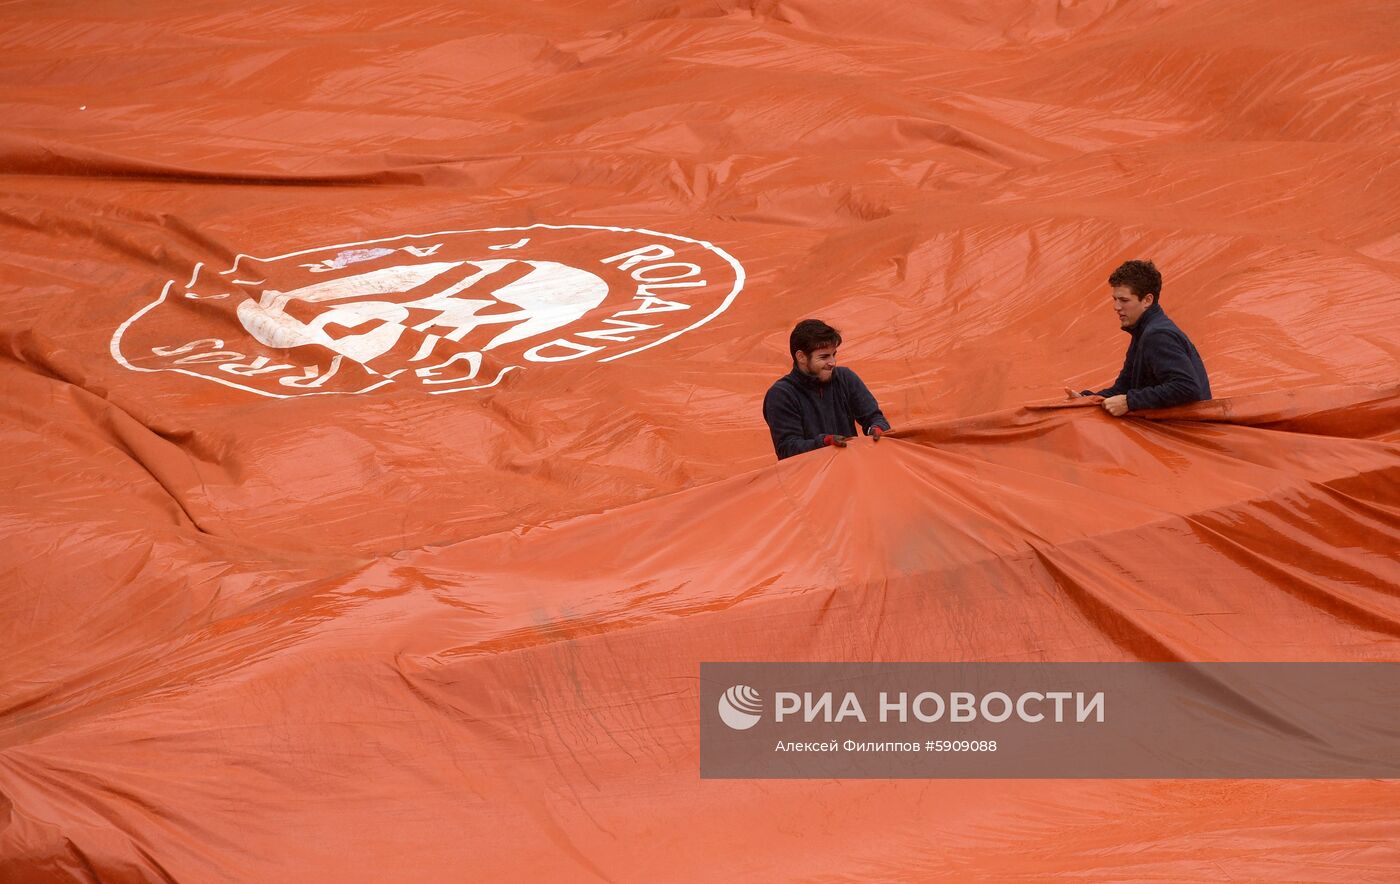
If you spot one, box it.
[796,345,838,382]
[1111,285,1154,329]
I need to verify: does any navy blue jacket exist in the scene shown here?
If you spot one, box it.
[1082,304,1210,411]
[763,366,890,460]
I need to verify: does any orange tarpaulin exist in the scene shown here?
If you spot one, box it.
[3,0,1400,880]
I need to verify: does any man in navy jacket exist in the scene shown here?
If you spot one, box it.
[763,319,891,460]
[1067,260,1210,416]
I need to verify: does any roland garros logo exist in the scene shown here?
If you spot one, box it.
[110,224,745,397]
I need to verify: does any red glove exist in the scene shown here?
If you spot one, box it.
[822,434,849,448]
[871,426,892,441]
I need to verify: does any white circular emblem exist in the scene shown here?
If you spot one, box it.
[718,684,763,731]
[111,224,745,398]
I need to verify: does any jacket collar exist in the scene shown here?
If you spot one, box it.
[1125,302,1164,338]
[787,365,826,389]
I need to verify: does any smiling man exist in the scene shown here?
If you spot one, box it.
[763,319,891,460]
[1066,260,1211,417]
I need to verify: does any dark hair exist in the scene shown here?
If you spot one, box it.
[1108,260,1162,302]
[789,319,842,359]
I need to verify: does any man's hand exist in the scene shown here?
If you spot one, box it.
[1102,395,1129,417]
[871,426,892,442]
[1064,387,1083,399]
[822,434,854,448]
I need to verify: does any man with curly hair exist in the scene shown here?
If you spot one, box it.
[1066,260,1210,416]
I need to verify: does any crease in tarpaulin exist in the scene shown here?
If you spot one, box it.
[0,333,227,535]
[1181,510,1400,640]
[0,133,464,187]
